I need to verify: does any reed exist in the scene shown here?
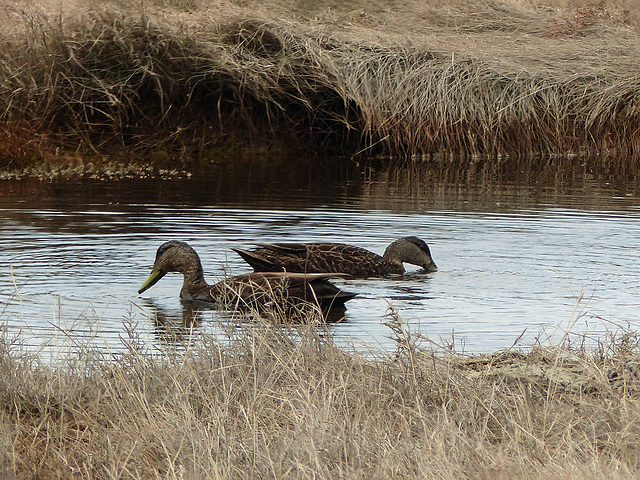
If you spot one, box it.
[2,307,640,479]
[0,0,639,164]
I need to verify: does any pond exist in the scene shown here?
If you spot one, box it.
[1,156,639,360]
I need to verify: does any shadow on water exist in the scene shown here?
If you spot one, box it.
[1,153,640,357]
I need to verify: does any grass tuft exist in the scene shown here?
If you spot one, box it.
[0,0,638,164]
[2,312,640,478]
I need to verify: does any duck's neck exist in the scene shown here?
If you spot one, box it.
[382,248,406,273]
[179,261,210,300]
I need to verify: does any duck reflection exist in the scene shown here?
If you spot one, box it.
[140,298,349,346]
[140,298,203,344]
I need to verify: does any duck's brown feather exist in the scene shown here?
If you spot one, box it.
[139,241,356,310]
[232,237,437,278]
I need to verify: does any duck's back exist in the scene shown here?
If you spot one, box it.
[241,242,402,277]
[210,272,356,308]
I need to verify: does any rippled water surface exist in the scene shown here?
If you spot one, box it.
[1,157,639,359]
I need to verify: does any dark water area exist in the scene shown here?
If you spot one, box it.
[1,155,639,360]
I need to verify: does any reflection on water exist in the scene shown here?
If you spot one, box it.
[1,155,640,359]
[141,299,203,345]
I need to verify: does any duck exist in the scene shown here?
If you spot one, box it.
[231,236,437,278]
[138,241,356,310]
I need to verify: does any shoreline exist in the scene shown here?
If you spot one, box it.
[2,319,640,478]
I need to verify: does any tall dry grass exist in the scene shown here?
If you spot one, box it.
[0,0,639,164]
[2,309,640,479]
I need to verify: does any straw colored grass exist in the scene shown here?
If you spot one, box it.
[2,309,640,479]
[0,0,639,166]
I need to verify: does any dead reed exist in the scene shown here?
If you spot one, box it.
[2,307,640,479]
[0,0,639,165]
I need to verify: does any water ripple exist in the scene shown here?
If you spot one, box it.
[0,163,639,358]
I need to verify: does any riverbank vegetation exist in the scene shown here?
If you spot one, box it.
[0,0,639,169]
[2,311,640,479]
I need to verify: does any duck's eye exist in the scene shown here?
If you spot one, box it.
[156,244,173,260]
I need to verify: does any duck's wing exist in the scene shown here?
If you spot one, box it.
[233,242,389,277]
[261,243,382,276]
[232,244,316,272]
[255,242,310,254]
[210,272,355,309]
[262,272,349,284]
[304,244,385,276]
[231,247,283,271]
[262,272,356,308]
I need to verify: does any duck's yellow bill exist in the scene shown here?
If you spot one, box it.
[138,267,166,294]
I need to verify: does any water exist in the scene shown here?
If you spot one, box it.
[1,156,639,359]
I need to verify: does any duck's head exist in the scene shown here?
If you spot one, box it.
[138,241,202,294]
[384,236,438,273]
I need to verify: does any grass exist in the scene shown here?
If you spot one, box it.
[0,0,639,167]
[2,307,640,479]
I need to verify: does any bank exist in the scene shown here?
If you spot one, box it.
[0,0,639,174]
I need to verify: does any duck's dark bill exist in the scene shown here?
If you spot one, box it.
[424,262,438,272]
[138,267,166,294]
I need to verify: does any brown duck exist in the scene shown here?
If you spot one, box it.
[232,236,437,278]
[139,241,356,309]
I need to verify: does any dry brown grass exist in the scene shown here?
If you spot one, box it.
[2,310,640,479]
[0,0,639,165]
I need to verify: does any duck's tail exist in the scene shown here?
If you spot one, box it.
[231,247,280,272]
